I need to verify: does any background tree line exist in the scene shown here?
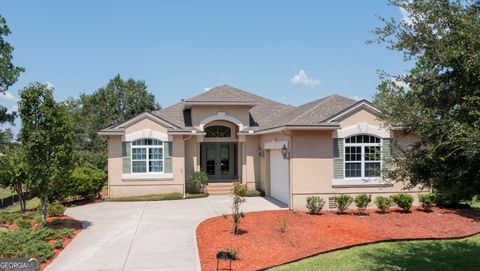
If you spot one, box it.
[0,14,159,223]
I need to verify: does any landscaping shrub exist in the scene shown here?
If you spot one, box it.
[419,193,436,212]
[232,180,247,197]
[375,196,393,213]
[334,194,353,213]
[70,166,106,199]
[0,229,60,262]
[245,190,264,197]
[53,240,63,249]
[392,193,414,212]
[306,196,325,215]
[14,218,32,230]
[354,194,372,214]
[186,171,209,194]
[47,204,65,217]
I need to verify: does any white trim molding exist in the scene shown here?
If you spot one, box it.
[332,178,392,187]
[336,123,390,138]
[115,112,177,129]
[122,173,174,181]
[198,112,244,131]
[124,129,169,142]
[264,140,288,150]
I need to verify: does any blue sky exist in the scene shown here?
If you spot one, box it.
[1,1,409,133]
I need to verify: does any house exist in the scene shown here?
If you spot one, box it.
[99,84,422,210]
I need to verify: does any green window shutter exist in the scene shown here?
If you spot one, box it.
[122,142,131,174]
[381,138,392,170]
[333,138,344,179]
[164,141,173,173]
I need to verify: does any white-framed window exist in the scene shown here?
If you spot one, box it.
[131,139,163,173]
[344,135,381,178]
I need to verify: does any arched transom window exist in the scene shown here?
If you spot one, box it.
[344,135,381,178]
[205,125,231,138]
[131,139,163,173]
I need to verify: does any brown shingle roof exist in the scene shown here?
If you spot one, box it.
[101,84,365,134]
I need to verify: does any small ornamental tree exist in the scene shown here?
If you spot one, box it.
[231,180,246,235]
[0,147,28,212]
[18,83,75,225]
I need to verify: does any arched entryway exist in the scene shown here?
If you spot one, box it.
[200,121,239,180]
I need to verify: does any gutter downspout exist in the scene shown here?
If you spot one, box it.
[182,135,193,198]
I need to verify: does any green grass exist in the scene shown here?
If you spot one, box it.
[106,192,208,202]
[0,188,15,198]
[1,198,40,213]
[469,196,480,211]
[270,234,480,271]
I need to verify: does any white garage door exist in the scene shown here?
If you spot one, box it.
[269,149,289,204]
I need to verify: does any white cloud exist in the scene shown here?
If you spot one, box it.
[399,7,413,25]
[10,104,18,113]
[350,95,361,101]
[291,70,320,88]
[45,81,55,90]
[203,87,212,92]
[0,91,18,102]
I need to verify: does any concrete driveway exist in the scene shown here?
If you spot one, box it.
[46,196,286,271]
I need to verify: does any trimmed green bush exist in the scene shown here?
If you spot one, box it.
[354,194,372,213]
[46,204,65,217]
[419,193,436,212]
[375,196,393,213]
[306,196,325,215]
[186,171,209,194]
[335,194,353,213]
[71,167,106,199]
[14,219,32,230]
[245,190,264,197]
[392,193,414,212]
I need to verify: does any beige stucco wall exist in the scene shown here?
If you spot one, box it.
[107,118,185,198]
[289,108,424,211]
[191,105,251,128]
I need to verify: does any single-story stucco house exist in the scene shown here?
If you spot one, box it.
[99,84,422,210]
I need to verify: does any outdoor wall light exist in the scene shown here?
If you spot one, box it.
[281,144,289,160]
[257,147,264,157]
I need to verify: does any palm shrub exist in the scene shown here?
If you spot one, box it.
[419,193,436,212]
[392,193,414,213]
[335,194,353,213]
[354,194,371,214]
[375,196,393,213]
[306,196,325,215]
[186,171,208,194]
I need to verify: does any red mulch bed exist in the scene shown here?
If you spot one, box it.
[40,216,82,270]
[1,215,82,271]
[196,207,480,271]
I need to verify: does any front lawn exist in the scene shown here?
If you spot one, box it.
[0,188,15,198]
[270,234,480,271]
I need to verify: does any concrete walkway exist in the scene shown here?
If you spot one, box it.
[46,196,286,271]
